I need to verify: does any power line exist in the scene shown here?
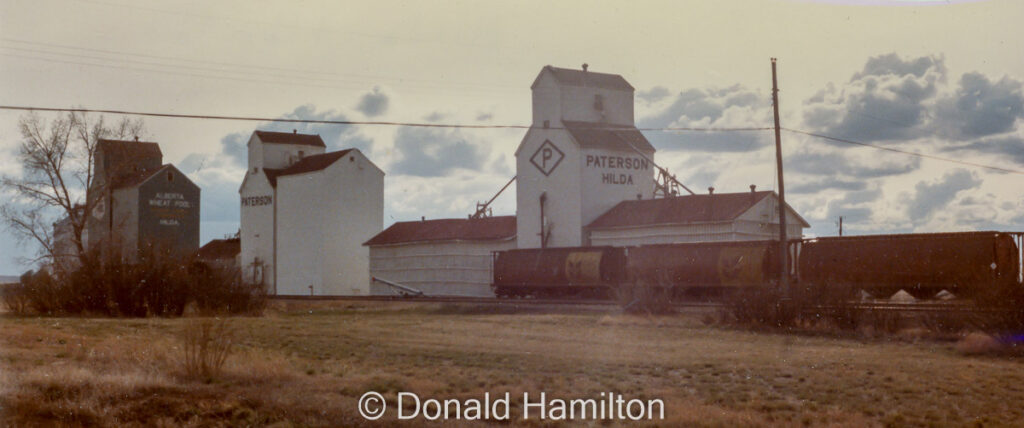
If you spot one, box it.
[0,51,517,97]
[76,0,508,52]
[784,128,1024,176]
[1,104,1019,175]
[0,38,521,92]
[0,105,770,132]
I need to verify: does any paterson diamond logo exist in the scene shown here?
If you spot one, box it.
[530,140,565,176]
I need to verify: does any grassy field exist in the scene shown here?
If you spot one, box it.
[2,301,1023,427]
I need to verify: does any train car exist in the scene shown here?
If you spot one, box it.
[492,246,626,298]
[626,240,781,299]
[798,231,1021,298]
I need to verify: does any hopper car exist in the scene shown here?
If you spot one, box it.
[491,231,1022,300]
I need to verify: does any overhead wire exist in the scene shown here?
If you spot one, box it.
[0,38,521,91]
[783,128,1024,176]
[0,51,519,97]
[0,105,769,132]
[0,105,1020,176]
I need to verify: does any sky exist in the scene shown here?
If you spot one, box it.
[0,0,1022,275]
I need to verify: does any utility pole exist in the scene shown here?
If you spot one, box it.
[838,216,843,236]
[771,58,789,297]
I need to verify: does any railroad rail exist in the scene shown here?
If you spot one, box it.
[271,294,620,307]
[269,295,996,314]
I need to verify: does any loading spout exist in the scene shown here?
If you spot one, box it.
[372,276,425,297]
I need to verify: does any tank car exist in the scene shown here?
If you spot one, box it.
[798,231,1020,299]
[491,246,626,298]
[625,240,780,299]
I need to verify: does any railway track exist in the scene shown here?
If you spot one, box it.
[271,294,614,306]
[270,295,991,314]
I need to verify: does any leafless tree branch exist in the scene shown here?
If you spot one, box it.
[0,111,146,270]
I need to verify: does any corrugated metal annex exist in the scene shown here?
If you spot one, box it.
[364,216,516,297]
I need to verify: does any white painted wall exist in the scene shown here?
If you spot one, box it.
[320,150,383,295]
[560,85,633,125]
[276,171,325,295]
[247,134,263,171]
[368,239,515,297]
[579,147,654,236]
[531,75,561,127]
[516,68,652,249]
[530,68,634,126]
[239,171,275,291]
[274,149,383,295]
[516,128,583,248]
[247,133,326,171]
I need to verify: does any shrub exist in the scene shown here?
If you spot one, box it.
[722,287,800,328]
[19,269,65,315]
[920,310,973,335]
[1,281,31,315]
[794,283,860,330]
[971,285,1024,336]
[189,263,267,315]
[181,318,235,381]
[11,249,264,317]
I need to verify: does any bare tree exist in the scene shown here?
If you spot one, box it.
[0,111,144,268]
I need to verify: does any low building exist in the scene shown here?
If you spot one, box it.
[195,237,240,270]
[363,216,516,297]
[586,188,808,246]
[239,130,384,296]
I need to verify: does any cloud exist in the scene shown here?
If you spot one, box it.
[423,111,446,122]
[384,172,516,222]
[788,177,867,194]
[932,72,1024,139]
[800,54,1024,175]
[218,132,249,167]
[637,86,671,103]
[263,104,372,152]
[801,53,945,143]
[852,53,946,81]
[179,154,243,224]
[355,86,390,118]
[476,112,493,122]
[637,84,771,152]
[787,146,920,178]
[388,127,489,177]
[219,104,373,167]
[941,135,1024,165]
[906,169,982,220]
[823,188,883,226]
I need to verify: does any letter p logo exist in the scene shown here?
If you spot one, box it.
[530,140,565,176]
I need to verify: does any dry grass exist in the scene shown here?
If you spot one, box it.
[2,302,1023,426]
